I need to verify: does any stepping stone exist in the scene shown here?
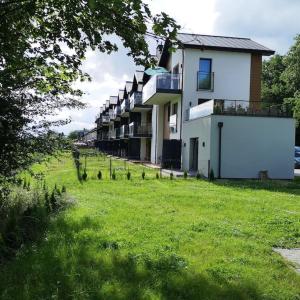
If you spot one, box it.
[273,248,300,274]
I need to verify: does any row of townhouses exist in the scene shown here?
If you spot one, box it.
[95,33,295,179]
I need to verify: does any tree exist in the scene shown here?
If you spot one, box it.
[0,0,180,181]
[68,130,82,140]
[262,54,290,103]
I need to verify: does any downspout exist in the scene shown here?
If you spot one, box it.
[218,122,223,179]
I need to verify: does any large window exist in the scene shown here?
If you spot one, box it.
[198,58,213,90]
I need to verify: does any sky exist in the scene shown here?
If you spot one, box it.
[56,0,300,134]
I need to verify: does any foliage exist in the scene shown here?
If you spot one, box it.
[127,170,131,180]
[82,170,88,181]
[196,171,201,180]
[112,169,116,180]
[209,169,215,181]
[0,183,72,263]
[183,170,188,179]
[0,0,180,179]
[156,173,160,179]
[97,170,102,180]
[142,170,145,180]
[68,130,83,140]
[170,172,174,180]
[262,35,300,130]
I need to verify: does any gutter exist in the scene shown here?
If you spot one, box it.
[218,122,223,178]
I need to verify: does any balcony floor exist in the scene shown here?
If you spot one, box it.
[144,91,181,105]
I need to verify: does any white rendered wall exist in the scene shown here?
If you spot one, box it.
[151,105,164,164]
[210,115,295,179]
[182,49,251,113]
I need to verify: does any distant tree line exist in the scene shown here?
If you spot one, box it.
[262,34,300,144]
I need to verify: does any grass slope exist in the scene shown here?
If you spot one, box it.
[1,152,300,300]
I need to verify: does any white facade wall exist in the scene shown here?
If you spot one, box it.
[209,115,295,179]
[182,49,251,113]
[151,105,164,164]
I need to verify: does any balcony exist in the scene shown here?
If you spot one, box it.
[143,73,182,105]
[169,114,177,133]
[197,72,214,91]
[186,99,293,121]
[101,115,110,125]
[114,106,121,119]
[121,99,130,116]
[101,132,109,140]
[128,122,152,138]
[109,129,116,140]
[109,109,116,122]
[119,125,129,139]
[130,92,152,112]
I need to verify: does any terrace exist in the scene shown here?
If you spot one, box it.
[186,99,293,121]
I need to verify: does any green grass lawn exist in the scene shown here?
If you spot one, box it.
[1,151,300,299]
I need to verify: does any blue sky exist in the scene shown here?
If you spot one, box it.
[56,0,300,134]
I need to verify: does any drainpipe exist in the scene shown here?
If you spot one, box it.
[218,122,223,179]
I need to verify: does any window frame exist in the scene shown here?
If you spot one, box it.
[197,58,213,91]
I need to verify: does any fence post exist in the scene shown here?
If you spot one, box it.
[110,158,112,179]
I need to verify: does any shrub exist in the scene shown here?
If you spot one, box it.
[82,170,87,181]
[112,169,116,180]
[156,173,159,179]
[142,171,145,180]
[170,172,174,180]
[26,181,30,191]
[183,170,188,179]
[196,171,201,180]
[61,185,66,193]
[97,170,102,180]
[45,191,51,212]
[209,169,215,181]
[23,179,27,189]
[127,170,131,180]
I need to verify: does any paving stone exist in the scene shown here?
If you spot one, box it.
[273,248,300,274]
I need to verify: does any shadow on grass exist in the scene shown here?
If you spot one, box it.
[211,178,300,196]
[0,216,272,300]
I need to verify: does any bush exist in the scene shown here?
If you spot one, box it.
[156,173,159,179]
[170,172,174,180]
[82,170,87,181]
[61,185,66,193]
[127,170,131,180]
[196,171,201,180]
[97,170,102,180]
[112,169,116,180]
[209,169,215,181]
[142,171,145,180]
[183,170,188,179]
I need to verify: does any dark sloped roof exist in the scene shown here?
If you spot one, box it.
[177,33,275,55]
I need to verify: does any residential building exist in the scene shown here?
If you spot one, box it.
[95,33,295,179]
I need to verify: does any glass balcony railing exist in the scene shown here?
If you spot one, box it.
[186,99,293,121]
[197,72,214,91]
[121,99,130,114]
[116,127,120,139]
[114,105,121,116]
[128,122,152,137]
[143,73,181,103]
[129,92,143,109]
[119,125,129,138]
[102,115,110,123]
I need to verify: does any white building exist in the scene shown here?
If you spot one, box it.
[141,34,295,179]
